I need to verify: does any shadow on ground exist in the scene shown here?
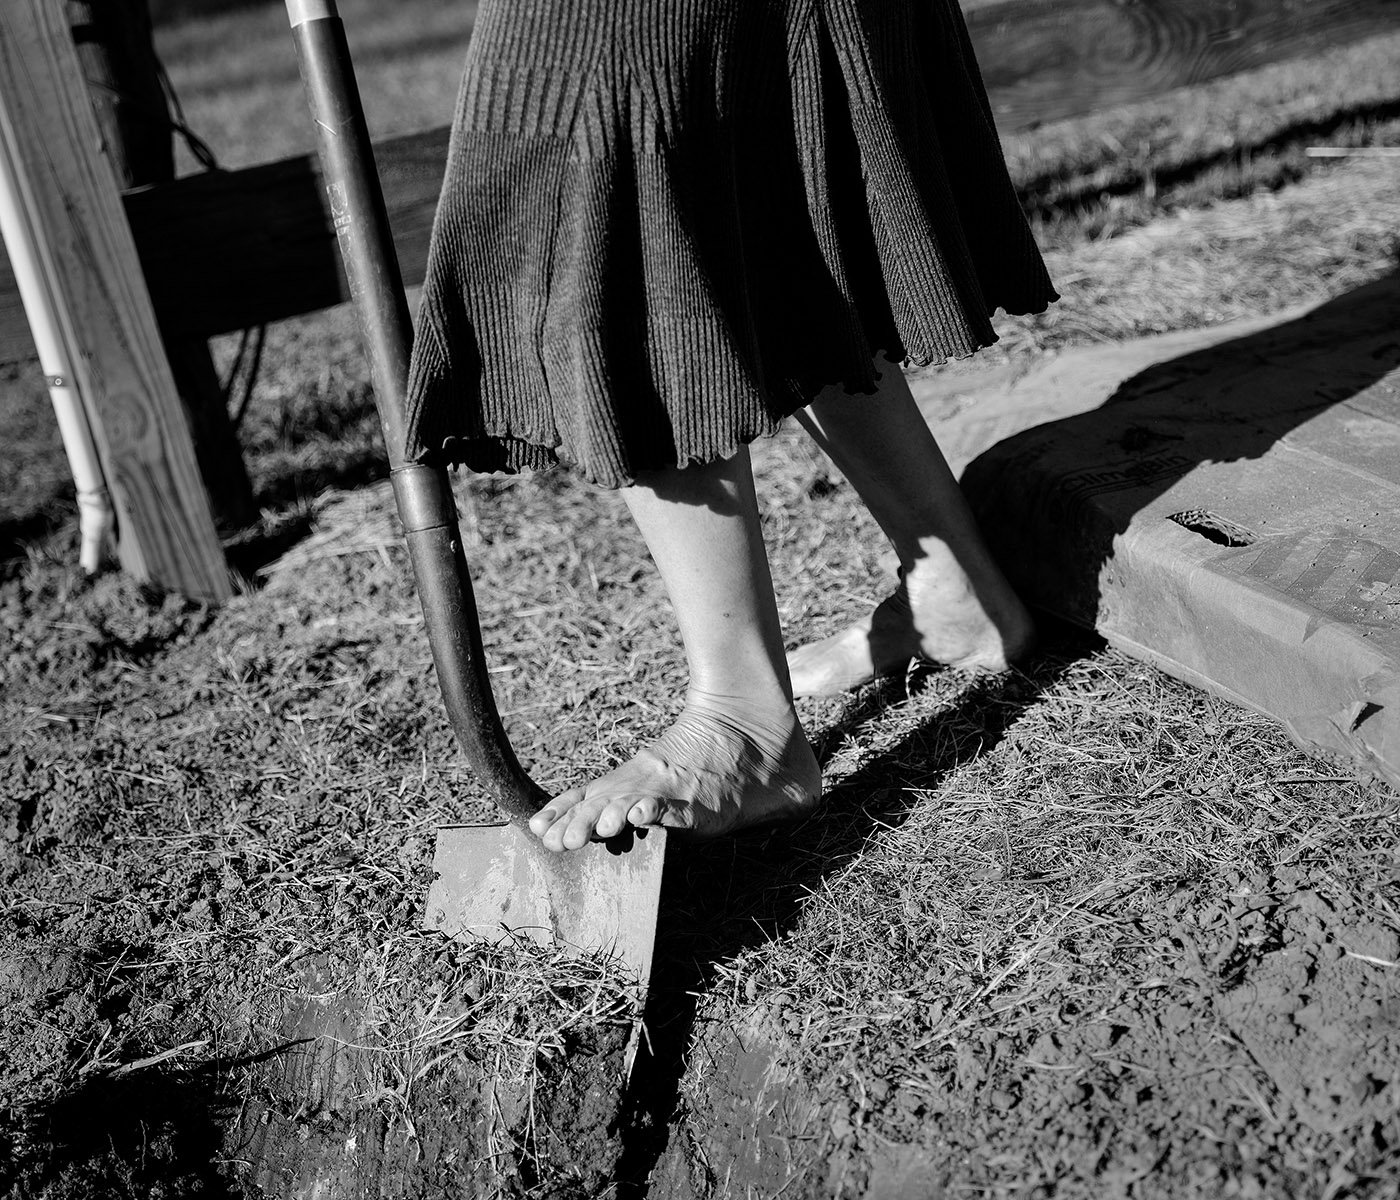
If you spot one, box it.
[2,1071,240,1200]
[966,269,1400,629]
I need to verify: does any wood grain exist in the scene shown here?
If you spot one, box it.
[0,0,229,599]
[73,0,256,530]
[963,0,1400,130]
[0,0,1394,362]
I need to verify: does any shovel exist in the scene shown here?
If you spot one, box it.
[284,0,665,982]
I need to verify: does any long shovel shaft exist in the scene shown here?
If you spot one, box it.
[394,468,549,817]
[287,0,547,821]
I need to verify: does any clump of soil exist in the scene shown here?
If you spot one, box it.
[1217,880,1399,1133]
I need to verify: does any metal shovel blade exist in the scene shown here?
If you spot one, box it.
[423,823,667,983]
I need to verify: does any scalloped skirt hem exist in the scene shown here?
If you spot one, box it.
[419,319,1052,490]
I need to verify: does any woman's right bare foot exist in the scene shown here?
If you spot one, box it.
[787,555,1034,698]
[527,692,821,851]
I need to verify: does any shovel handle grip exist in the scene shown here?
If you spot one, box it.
[287,2,548,822]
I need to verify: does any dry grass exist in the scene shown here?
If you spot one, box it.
[1006,30,1400,248]
[977,154,1400,365]
[155,0,477,168]
[290,932,640,1174]
[756,657,1379,1040]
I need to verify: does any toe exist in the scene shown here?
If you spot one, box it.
[528,802,566,839]
[627,797,662,827]
[592,799,630,840]
[558,821,589,852]
[558,798,606,850]
[543,811,586,853]
[630,794,698,832]
[539,811,575,853]
[535,788,587,852]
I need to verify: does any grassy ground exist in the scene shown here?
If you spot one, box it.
[2,4,1400,1197]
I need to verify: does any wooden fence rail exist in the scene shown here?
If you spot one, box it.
[0,0,1394,367]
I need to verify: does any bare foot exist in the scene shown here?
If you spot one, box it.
[527,693,821,851]
[787,556,1034,698]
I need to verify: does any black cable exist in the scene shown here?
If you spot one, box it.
[230,324,267,430]
[151,53,270,416]
[153,56,220,174]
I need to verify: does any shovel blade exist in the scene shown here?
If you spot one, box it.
[423,822,666,983]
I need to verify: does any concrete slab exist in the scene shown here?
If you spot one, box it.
[945,274,1400,788]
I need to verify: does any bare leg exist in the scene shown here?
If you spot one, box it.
[787,357,1034,697]
[528,448,821,852]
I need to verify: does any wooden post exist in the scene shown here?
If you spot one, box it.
[0,0,230,601]
[69,0,256,532]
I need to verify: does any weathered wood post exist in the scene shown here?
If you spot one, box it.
[70,0,256,532]
[0,0,230,601]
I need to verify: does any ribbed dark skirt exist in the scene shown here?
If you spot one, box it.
[405,0,1057,488]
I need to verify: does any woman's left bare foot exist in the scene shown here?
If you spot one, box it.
[787,551,1034,698]
[527,692,821,852]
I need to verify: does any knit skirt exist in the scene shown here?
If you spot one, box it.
[404,0,1057,489]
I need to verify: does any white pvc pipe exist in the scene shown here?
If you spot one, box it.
[0,94,114,573]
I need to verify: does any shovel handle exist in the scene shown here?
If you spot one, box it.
[286,0,548,821]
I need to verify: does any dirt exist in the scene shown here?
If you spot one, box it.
[227,953,634,1199]
[0,933,236,1198]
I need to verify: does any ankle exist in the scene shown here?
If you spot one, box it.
[685,685,798,731]
[673,692,821,807]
